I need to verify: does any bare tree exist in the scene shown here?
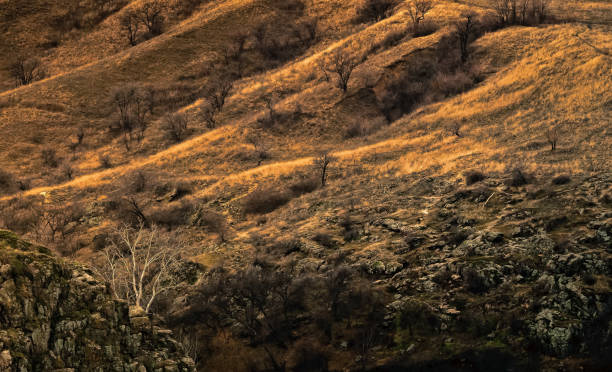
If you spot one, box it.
[494,0,512,24]
[96,224,182,313]
[162,112,188,142]
[204,76,233,113]
[246,132,270,166]
[406,0,434,34]
[10,56,45,86]
[136,0,165,36]
[326,52,358,93]
[314,152,336,187]
[76,127,85,145]
[546,126,559,151]
[120,10,140,46]
[199,105,217,129]
[454,13,476,63]
[112,83,152,149]
[531,0,551,23]
[450,122,462,137]
[198,76,233,129]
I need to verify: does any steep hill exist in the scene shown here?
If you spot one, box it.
[0,0,611,370]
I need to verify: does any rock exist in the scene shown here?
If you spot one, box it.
[0,231,195,371]
[484,231,504,243]
[0,350,11,369]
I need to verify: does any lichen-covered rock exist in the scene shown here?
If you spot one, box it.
[0,231,195,372]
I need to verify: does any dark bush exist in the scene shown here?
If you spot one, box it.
[551,175,571,185]
[286,338,329,372]
[289,177,319,196]
[162,112,189,142]
[463,267,486,293]
[582,273,596,286]
[505,168,533,187]
[148,199,195,229]
[354,0,400,24]
[92,232,110,251]
[99,154,112,169]
[312,232,336,249]
[0,170,15,193]
[243,187,291,214]
[191,206,228,242]
[465,170,486,185]
[412,20,438,37]
[122,170,148,193]
[42,148,59,168]
[269,238,302,256]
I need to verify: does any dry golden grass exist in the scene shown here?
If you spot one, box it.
[0,0,610,261]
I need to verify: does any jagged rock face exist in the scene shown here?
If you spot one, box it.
[0,231,194,372]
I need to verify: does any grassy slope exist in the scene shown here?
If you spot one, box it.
[0,0,610,258]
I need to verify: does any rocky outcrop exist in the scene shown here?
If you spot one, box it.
[0,231,194,372]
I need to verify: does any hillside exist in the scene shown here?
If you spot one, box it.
[0,0,611,370]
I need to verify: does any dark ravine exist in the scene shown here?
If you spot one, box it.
[0,230,194,372]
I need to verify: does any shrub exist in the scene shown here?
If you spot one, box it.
[463,267,486,293]
[551,175,571,185]
[406,0,434,35]
[122,170,148,193]
[354,0,400,24]
[162,112,188,142]
[191,206,228,242]
[99,154,112,169]
[412,19,438,37]
[0,198,40,234]
[286,338,329,372]
[269,238,302,256]
[0,170,15,193]
[505,168,533,187]
[288,177,319,196]
[243,187,291,215]
[312,232,336,249]
[432,70,474,97]
[10,56,45,86]
[465,170,486,185]
[41,148,59,168]
[344,117,386,138]
[148,199,195,229]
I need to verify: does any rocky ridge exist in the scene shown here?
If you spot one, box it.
[0,230,194,372]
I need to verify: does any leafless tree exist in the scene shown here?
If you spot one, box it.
[120,10,140,46]
[112,84,152,149]
[10,56,45,86]
[38,202,82,243]
[450,122,462,137]
[326,52,358,93]
[531,0,551,23]
[406,0,434,34]
[546,126,559,151]
[314,152,336,187]
[41,148,59,168]
[76,127,85,145]
[199,105,216,129]
[204,76,233,113]
[246,132,271,166]
[162,112,188,142]
[95,224,182,313]
[136,0,165,36]
[61,163,75,180]
[494,0,512,24]
[454,13,476,63]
